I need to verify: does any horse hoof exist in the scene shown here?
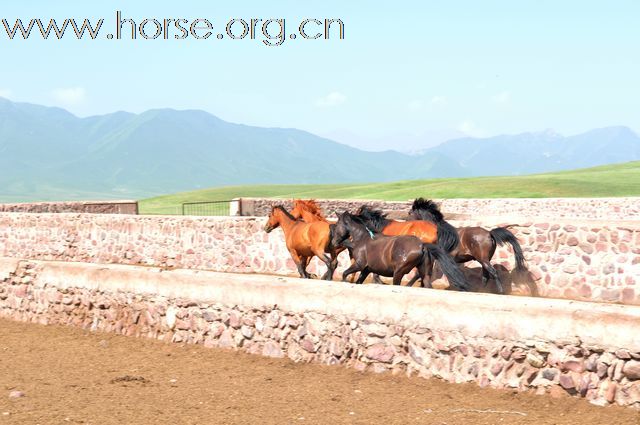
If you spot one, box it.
[308,273,318,279]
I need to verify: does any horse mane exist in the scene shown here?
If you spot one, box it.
[294,199,326,220]
[410,198,459,252]
[344,212,378,234]
[410,198,444,222]
[273,205,297,221]
[355,206,389,232]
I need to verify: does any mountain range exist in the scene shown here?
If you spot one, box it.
[1,97,639,201]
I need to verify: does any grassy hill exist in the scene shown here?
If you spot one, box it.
[139,161,640,214]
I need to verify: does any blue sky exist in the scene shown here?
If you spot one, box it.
[1,1,639,151]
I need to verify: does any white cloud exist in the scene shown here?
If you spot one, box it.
[491,91,511,104]
[458,120,485,137]
[430,95,446,105]
[0,88,11,99]
[52,87,86,105]
[316,91,347,107]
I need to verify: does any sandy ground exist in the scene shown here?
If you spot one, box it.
[0,319,638,425]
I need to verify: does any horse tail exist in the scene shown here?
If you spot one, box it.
[422,244,469,291]
[437,221,459,253]
[490,227,527,272]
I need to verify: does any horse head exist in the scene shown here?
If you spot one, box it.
[264,205,293,233]
[331,212,353,248]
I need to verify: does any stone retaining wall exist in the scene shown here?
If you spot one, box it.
[0,212,638,304]
[0,200,138,215]
[240,197,640,221]
[2,258,640,407]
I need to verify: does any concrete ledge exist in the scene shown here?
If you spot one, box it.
[3,257,639,350]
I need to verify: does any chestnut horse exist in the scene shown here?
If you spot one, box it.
[331,212,469,290]
[291,199,362,283]
[408,198,531,295]
[263,205,337,280]
[356,206,459,251]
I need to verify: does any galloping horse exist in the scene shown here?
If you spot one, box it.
[291,199,361,282]
[263,205,337,280]
[355,205,460,286]
[331,212,469,290]
[408,198,531,295]
[356,206,459,251]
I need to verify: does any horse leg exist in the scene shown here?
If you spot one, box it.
[393,262,416,286]
[480,260,504,294]
[342,263,362,283]
[408,257,430,288]
[348,258,358,283]
[406,270,421,287]
[481,264,490,286]
[295,255,312,279]
[356,268,371,284]
[372,274,384,284]
[288,250,304,278]
[420,256,434,289]
[302,257,318,279]
[526,279,539,297]
[316,253,335,281]
[327,253,339,281]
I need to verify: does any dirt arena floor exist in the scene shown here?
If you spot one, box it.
[1,319,638,425]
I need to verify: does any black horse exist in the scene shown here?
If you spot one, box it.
[408,198,532,295]
[331,212,469,290]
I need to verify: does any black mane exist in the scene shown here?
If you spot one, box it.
[355,206,389,232]
[410,198,444,222]
[409,198,459,252]
[274,205,297,221]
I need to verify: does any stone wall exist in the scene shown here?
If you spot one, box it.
[0,212,638,304]
[0,200,138,215]
[241,198,412,218]
[2,258,640,407]
[240,197,640,221]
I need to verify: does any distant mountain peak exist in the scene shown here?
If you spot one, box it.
[540,128,562,138]
[0,97,639,200]
[585,125,637,137]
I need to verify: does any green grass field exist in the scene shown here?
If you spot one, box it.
[139,161,640,215]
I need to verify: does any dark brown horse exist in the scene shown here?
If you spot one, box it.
[331,212,469,290]
[408,198,532,295]
[264,205,338,280]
